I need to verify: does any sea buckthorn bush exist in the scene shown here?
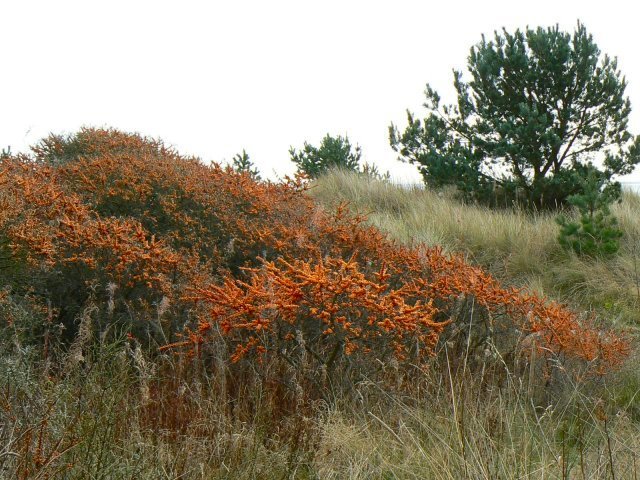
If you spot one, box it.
[0,156,185,341]
[0,128,629,386]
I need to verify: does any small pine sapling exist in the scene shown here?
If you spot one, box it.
[231,149,261,180]
[360,162,391,182]
[557,166,623,257]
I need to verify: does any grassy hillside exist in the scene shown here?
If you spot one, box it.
[311,169,640,329]
[1,132,639,479]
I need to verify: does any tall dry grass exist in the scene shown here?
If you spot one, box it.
[311,169,640,328]
[3,312,640,479]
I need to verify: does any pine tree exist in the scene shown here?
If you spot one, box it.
[290,134,362,178]
[390,22,640,209]
[231,149,261,180]
[557,165,623,257]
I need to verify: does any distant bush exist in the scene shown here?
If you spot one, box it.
[290,134,362,178]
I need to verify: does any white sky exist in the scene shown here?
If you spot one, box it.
[2,0,639,184]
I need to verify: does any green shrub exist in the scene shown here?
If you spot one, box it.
[231,149,261,179]
[557,166,623,257]
[290,134,362,178]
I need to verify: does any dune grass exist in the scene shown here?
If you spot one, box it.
[310,169,640,328]
[3,321,640,479]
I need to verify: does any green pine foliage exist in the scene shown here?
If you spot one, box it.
[231,149,261,179]
[290,134,362,178]
[390,22,640,210]
[557,166,623,257]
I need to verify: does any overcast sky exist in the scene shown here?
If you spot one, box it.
[2,0,639,183]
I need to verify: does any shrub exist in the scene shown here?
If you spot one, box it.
[557,165,623,257]
[171,206,629,380]
[0,128,629,385]
[290,134,362,178]
[1,129,310,340]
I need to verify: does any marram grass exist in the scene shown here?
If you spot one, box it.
[311,169,640,328]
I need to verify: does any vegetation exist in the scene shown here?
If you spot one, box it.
[557,166,624,257]
[231,149,261,180]
[1,128,639,478]
[311,169,640,326]
[389,23,640,210]
[290,133,362,178]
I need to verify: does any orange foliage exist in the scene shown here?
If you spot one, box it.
[186,241,629,373]
[412,247,629,372]
[0,158,181,295]
[36,129,312,274]
[0,127,630,375]
[184,256,446,364]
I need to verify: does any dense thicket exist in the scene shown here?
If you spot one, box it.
[0,128,628,382]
